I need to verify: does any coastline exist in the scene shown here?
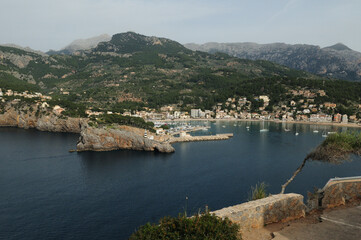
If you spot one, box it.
[155,118,361,129]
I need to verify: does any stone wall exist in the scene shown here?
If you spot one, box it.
[212,193,306,230]
[321,177,361,208]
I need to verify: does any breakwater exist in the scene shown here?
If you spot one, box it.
[169,133,233,143]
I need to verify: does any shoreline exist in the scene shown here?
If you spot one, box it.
[154,118,361,129]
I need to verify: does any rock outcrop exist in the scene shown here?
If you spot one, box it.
[77,125,175,153]
[0,102,84,133]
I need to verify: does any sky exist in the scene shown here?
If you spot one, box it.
[1,0,361,52]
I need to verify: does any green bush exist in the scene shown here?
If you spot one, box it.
[129,213,241,240]
[160,124,170,130]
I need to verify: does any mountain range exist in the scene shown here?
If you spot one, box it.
[185,42,361,82]
[0,32,360,116]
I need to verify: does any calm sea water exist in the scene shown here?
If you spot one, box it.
[1,121,360,240]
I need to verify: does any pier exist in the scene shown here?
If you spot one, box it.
[169,133,233,143]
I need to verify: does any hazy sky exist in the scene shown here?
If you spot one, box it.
[1,0,361,52]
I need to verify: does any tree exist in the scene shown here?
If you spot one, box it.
[280,132,361,194]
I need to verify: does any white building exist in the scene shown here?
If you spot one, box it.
[342,114,348,124]
[191,109,204,118]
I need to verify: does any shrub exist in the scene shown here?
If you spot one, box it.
[308,131,361,163]
[129,213,241,240]
[248,182,268,201]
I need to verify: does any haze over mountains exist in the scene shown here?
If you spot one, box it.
[185,42,361,82]
[47,34,111,55]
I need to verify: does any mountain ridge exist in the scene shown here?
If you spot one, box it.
[184,42,361,81]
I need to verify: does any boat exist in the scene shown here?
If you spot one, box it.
[322,132,328,138]
[284,128,291,132]
[313,130,319,133]
[259,121,268,132]
[295,132,299,136]
[328,131,336,135]
[222,125,226,128]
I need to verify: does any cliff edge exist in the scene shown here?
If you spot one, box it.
[0,102,85,133]
[77,125,175,153]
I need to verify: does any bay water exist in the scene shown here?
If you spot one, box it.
[1,121,360,239]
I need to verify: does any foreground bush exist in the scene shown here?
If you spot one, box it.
[129,213,241,240]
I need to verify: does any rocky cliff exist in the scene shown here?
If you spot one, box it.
[0,101,174,153]
[77,125,175,153]
[0,102,85,133]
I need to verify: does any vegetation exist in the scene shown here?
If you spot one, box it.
[129,213,241,240]
[248,182,268,201]
[0,72,40,92]
[90,114,155,132]
[308,131,361,163]
[281,131,361,194]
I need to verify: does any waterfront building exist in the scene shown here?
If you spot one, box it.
[191,109,201,118]
[342,114,348,124]
[333,113,342,122]
[309,114,332,122]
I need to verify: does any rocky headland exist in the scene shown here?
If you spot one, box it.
[76,125,175,153]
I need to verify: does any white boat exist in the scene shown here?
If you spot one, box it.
[260,121,268,132]
[246,126,250,129]
[328,132,336,135]
[222,125,226,128]
[284,128,291,132]
[322,132,328,137]
[313,130,319,133]
[295,132,299,136]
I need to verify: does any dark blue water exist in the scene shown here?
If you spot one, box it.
[1,121,360,240]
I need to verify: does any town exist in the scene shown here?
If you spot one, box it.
[1,87,360,126]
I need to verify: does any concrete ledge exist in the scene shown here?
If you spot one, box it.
[212,193,306,230]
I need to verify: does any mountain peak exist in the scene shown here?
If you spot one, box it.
[95,32,188,54]
[324,43,352,51]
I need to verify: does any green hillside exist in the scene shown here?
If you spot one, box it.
[1,32,361,115]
